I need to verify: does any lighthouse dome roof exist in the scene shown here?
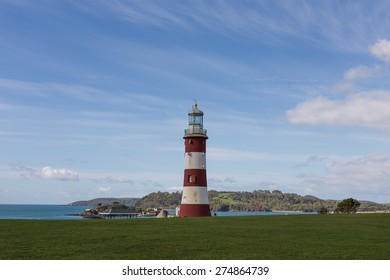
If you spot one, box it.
[188,101,203,115]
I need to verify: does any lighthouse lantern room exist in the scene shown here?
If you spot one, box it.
[179,101,211,217]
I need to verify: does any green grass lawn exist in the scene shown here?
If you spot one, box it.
[1,214,389,260]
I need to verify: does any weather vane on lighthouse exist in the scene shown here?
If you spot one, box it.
[179,101,211,217]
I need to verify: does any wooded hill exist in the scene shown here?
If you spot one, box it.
[69,190,390,212]
[68,197,139,207]
[128,190,389,212]
[136,190,389,212]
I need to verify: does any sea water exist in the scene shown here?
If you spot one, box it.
[0,204,314,220]
[0,204,88,220]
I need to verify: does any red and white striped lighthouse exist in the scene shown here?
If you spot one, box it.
[179,101,211,217]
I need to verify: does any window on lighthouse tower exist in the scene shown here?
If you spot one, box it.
[188,175,196,183]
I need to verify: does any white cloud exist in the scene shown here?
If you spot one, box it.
[335,65,381,91]
[370,39,390,62]
[344,65,380,81]
[208,148,264,161]
[209,177,237,184]
[296,153,390,202]
[209,178,223,184]
[208,147,298,162]
[294,155,327,168]
[327,153,390,185]
[256,181,282,191]
[335,39,390,91]
[36,166,79,181]
[98,186,111,194]
[12,164,79,181]
[294,39,390,131]
[88,175,134,184]
[286,90,390,132]
[224,177,236,183]
[167,186,182,192]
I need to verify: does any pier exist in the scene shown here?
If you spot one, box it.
[99,209,139,219]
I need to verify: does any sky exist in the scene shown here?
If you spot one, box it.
[1,0,390,204]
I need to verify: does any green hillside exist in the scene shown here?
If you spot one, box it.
[69,190,390,213]
[136,190,389,212]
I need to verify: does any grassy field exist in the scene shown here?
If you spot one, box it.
[1,214,389,260]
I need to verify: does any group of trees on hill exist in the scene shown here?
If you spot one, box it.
[70,190,389,213]
[208,190,336,212]
[133,190,389,213]
[136,191,182,209]
[79,195,361,215]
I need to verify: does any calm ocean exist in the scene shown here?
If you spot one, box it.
[0,204,88,220]
[0,204,314,220]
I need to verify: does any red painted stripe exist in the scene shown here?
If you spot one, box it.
[179,204,211,217]
[184,137,207,153]
[183,169,207,186]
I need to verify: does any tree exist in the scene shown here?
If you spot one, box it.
[318,207,329,214]
[334,198,361,214]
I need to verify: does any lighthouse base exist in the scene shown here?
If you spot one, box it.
[179,204,211,217]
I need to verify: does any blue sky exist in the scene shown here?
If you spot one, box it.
[2,0,390,204]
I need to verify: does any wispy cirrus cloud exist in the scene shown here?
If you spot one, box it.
[0,77,180,115]
[0,102,16,111]
[0,77,110,103]
[73,1,390,51]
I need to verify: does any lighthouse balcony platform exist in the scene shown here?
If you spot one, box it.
[184,127,207,136]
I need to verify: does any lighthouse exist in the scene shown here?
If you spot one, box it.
[179,101,211,217]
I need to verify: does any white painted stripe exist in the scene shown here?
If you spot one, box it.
[184,152,206,169]
[181,186,209,204]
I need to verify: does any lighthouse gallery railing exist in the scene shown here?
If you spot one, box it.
[184,127,207,136]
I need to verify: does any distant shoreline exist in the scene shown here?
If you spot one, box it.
[67,190,390,213]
